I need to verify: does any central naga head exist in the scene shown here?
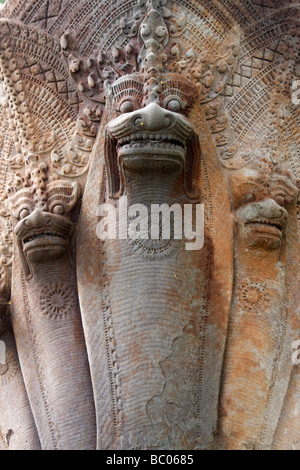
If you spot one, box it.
[104,4,200,198]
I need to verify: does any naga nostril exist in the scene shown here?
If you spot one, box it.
[164,116,171,127]
[45,216,51,225]
[278,208,287,219]
[132,103,175,132]
[24,220,31,228]
[134,117,144,128]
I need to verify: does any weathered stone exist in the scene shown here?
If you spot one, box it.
[0,0,298,450]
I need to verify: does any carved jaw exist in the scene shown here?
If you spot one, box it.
[105,101,199,198]
[236,199,288,250]
[108,102,194,166]
[116,131,186,170]
[14,209,74,265]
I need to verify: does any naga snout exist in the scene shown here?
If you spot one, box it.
[107,102,195,168]
[15,209,74,262]
[237,198,288,250]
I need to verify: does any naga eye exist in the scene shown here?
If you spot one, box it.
[120,100,134,114]
[166,99,181,113]
[52,204,65,215]
[244,193,255,203]
[275,195,285,207]
[19,208,29,219]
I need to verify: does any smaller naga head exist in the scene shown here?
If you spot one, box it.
[7,161,79,272]
[230,166,299,251]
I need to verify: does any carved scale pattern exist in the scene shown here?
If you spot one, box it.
[20,273,58,449]
[97,174,124,441]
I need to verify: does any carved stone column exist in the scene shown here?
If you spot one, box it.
[0,264,40,450]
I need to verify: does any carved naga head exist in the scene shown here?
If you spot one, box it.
[6,157,79,275]
[104,4,199,198]
[230,160,299,251]
[62,0,239,201]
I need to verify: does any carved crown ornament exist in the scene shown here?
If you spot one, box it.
[61,0,240,107]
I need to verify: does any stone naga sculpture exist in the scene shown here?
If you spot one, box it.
[6,157,96,449]
[0,261,40,450]
[0,0,299,450]
[219,160,300,450]
[77,5,233,449]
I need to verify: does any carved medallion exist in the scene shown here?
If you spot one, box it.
[39,282,76,319]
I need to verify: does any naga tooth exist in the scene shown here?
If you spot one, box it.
[88,75,95,88]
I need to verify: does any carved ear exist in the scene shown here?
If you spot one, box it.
[46,181,80,213]
[104,127,121,199]
[184,100,204,201]
[184,132,201,200]
[85,109,121,199]
[7,189,35,220]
